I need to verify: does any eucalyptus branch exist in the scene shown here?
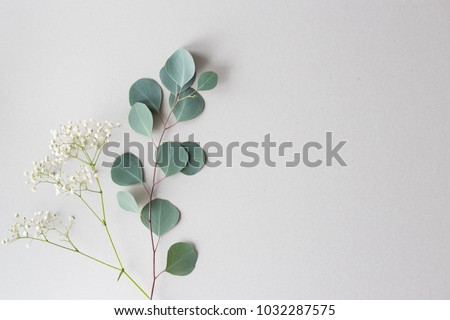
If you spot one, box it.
[145,97,179,299]
[113,48,218,299]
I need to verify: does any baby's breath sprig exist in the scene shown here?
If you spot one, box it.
[5,119,150,299]
[4,211,74,248]
[24,119,119,196]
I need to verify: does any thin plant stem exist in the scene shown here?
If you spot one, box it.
[20,236,150,299]
[21,236,120,270]
[76,194,103,224]
[71,152,147,298]
[123,271,151,300]
[93,173,123,268]
[144,92,180,300]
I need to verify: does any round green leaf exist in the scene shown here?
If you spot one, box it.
[156,142,188,176]
[197,71,218,91]
[166,242,198,276]
[116,191,139,213]
[128,102,153,137]
[164,49,195,89]
[169,88,205,122]
[160,67,195,95]
[181,142,206,176]
[140,199,180,236]
[129,78,162,113]
[111,153,143,186]
[159,67,178,95]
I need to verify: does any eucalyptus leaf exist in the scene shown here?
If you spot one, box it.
[181,142,206,176]
[197,71,218,91]
[159,67,178,95]
[160,67,195,95]
[169,88,205,122]
[128,102,153,137]
[165,242,198,276]
[164,49,195,89]
[156,142,188,176]
[111,153,143,186]
[140,199,180,236]
[116,191,139,213]
[129,78,162,113]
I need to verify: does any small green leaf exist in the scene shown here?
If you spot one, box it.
[111,153,143,186]
[164,49,195,89]
[181,142,206,176]
[128,102,153,137]
[197,71,218,91]
[156,142,188,176]
[129,78,162,113]
[166,242,198,276]
[117,268,125,282]
[160,67,195,95]
[116,191,139,213]
[140,199,180,236]
[169,88,205,122]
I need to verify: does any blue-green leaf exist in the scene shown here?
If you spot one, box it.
[156,142,188,176]
[169,88,205,122]
[129,78,162,113]
[160,67,195,95]
[116,191,139,213]
[181,142,206,176]
[197,71,218,91]
[128,102,153,137]
[159,67,178,95]
[164,49,195,89]
[111,153,143,186]
[140,199,180,236]
[165,242,198,276]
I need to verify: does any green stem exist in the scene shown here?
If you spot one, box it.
[104,221,123,268]
[123,271,151,300]
[77,194,103,224]
[71,155,149,298]
[19,236,150,299]
[78,251,121,270]
[22,236,120,270]
[94,174,123,268]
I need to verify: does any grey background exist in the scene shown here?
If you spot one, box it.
[1,0,449,299]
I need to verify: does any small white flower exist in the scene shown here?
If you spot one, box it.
[69,216,75,221]
[25,119,119,195]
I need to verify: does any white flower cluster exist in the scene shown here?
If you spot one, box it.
[49,119,120,163]
[2,212,75,246]
[23,119,119,195]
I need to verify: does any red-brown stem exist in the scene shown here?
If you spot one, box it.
[146,93,179,300]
